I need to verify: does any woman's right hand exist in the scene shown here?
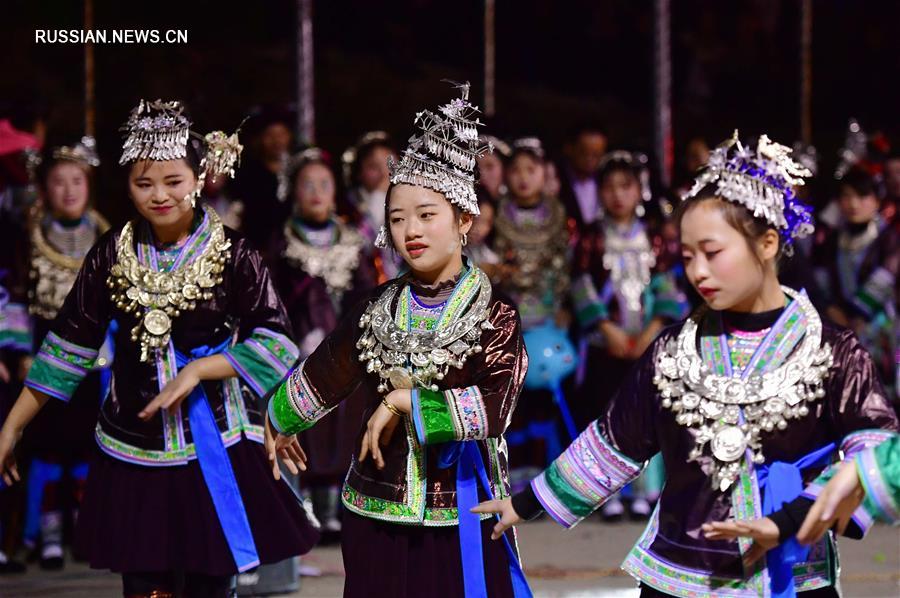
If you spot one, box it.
[471,497,523,540]
[0,426,22,486]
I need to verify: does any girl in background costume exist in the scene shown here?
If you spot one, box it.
[342,131,401,281]
[0,100,317,598]
[492,137,572,488]
[267,84,531,598]
[12,137,109,569]
[269,147,377,540]
[813,168,898,401]
[477,132,898,598]
[569,151,688,520]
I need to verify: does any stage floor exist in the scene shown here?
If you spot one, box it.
[4,519,898,597]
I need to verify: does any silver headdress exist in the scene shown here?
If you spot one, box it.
[341,130,392,187]
[388,81,491,216]
[599,150,652,202]
[119,100,191,164]
[511,137,545,160]
[682,131,814,251]
[481,135,511,159]
[52,136,100,168]
[119,99,244,207]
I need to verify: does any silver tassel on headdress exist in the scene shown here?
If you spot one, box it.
[387,81,492,219]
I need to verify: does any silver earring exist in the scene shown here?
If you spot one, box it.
[461,232,468,246]
[635,203,645,218]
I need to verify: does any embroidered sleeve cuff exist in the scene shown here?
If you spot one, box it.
[267,360,332,435]
[531,423,642,528]
[24,332,97,402]
[852,267,894,320]
[0,302,33,352]
[855,439,900,524]
[571,274,608,328]
[649,274,689,322]
[225,327,299,397]
[410,386,489,445]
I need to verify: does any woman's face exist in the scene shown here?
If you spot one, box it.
[680,201,770,311]
[44,162,89,220]
[359,146,394,192]
[838,185,880,224]
[259,123,292,162]
[294,163,335,223]
[128,159,197,230]
[477,153,504,197]
[506,153,545,205]
[600,170,642,221]
[388,184,472,274]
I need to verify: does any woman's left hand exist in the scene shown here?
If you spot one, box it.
[359,389,411,470]
[139,364,201,420]
[702,517,779,568]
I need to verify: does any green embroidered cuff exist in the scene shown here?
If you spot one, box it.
[24,332,97,402]
[411,387,456,445]
[224,328,299,397]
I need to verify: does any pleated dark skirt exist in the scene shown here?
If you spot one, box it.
[74,439,319,575]
[341,511,516,598]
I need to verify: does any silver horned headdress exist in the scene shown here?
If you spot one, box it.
[376,82,493,249]
[119,99,244,207]
[682,131,814,252]
[52,136,101,168]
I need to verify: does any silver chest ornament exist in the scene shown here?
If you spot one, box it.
[652,287,833,492]
[356,269,494,394]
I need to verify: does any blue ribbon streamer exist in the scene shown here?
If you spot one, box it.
[99,320,118,405]
[175,340,260,573]
[757,442,836,598]
[550,382,577,441]
[439,442,532,598]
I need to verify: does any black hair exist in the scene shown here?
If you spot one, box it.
[566,121,607,143]
[675,184,784,265]
[352,138,396,186]
[598,156,642,187]
[837,168,877,198]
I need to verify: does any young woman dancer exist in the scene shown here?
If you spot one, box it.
[267,84,531,598]
[0,100,317,597]
[476,132,898,597]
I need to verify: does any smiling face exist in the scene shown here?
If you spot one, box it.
[44,162,90,220]
[387,184,472,278]
[128,159,197,230]
[679,199,779,311]
[294,162,336,223]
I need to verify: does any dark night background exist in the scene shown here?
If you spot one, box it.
[3,0,899,224]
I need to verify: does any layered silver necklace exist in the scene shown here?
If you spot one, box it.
[653,287,833,491]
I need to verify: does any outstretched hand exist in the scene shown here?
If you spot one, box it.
[139,365,200,420]
[702,517,780,568]
[471,497,523,540]
[797,460,863,545]
[264,413,307,480]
